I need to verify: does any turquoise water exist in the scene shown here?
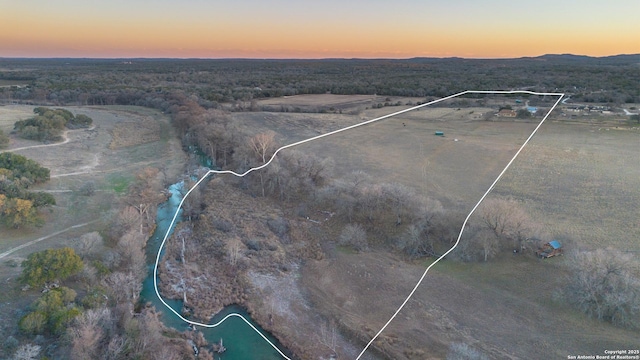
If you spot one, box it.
[140,181,288,359]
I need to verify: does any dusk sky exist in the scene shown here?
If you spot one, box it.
[1,0,638,58]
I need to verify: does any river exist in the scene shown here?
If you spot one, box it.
[139,180,286,359]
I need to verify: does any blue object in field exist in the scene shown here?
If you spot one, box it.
[435,131,444,136]
[549,240,562,249]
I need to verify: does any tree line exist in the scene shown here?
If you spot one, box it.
[1,56,638,110]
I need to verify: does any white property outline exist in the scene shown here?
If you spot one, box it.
[153,90,564,359]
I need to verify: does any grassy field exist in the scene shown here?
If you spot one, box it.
[0,105,186,349]
[228,94,640,358]
[0,105,186,254]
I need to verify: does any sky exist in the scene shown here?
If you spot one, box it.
[0,0,638,59]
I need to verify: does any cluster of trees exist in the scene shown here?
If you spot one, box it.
[18,286,82,335]
[563,248,640,329]
[17,248,84,336]
[0,152,54,228]
[450,198,541,262]
[13,107,92,142]
[7,165,196,359]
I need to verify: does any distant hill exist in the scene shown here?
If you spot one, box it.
[534,53,640,65]
[408,54,640,66]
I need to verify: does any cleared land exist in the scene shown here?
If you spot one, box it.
[222,95,640,359]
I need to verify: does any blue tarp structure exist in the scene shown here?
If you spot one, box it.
[549,240,562,249]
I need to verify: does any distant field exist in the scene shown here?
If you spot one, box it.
[0,79,29,87]
[258,94,379,107]
[255,93,424,114]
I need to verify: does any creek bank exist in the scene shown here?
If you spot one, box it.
[140,179,291,359]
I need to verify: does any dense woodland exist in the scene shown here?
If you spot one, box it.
[1,55,638,110]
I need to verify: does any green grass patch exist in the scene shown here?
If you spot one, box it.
[106,174,132,194]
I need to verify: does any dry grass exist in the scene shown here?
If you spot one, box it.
[228,96,640,358]
[495,122,640,252]
[0,105,32,133]
[108,115,161,149]
[303,251,639,359]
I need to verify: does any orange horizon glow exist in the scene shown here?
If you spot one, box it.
[1,1,638,59]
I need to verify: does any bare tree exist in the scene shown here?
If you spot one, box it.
[77,231,103,259]
[79,181,96,196]
[227,237,242,266]
[127,167,165,227]
[480,198,536,250]
[345,170,371,190]
[247,131,277,197]
[319,319,338,354]
[12,344,41,360]
[102,272,141,305]
[564,248,640,328]
[360,184,384,222]
[181,179,204,222]
[116,230,146,277]
[338,223,368,252]
[104,335,127,360]
[382,182,421,225]
[399,222,435,259]
[476,229,500,262]
[248,131,276,164]
[69,308,112,360]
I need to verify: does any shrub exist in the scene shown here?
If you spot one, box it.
[267,217,289,237]
[79,181,96,196]
[18,311,47,335]
[338,223,368,252]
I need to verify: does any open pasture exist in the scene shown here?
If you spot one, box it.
[230,94,640,358]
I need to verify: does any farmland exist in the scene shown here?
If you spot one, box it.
[219,94,640,358]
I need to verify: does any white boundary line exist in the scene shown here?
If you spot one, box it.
[152,90,564,359]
